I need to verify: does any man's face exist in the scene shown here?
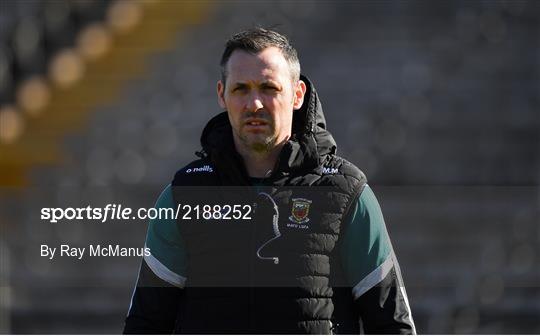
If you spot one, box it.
[217,47,306,154]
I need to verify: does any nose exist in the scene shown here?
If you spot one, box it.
[246,93,264,112]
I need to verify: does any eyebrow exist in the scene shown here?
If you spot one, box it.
[230,81,282,90]
[232,83,249,89]
[260,82,279,88]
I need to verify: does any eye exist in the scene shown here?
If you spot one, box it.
[232,86,248,93]
[262,85,279,92]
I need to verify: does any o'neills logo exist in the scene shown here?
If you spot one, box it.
[186,165,213,173]
[289,198,312,224]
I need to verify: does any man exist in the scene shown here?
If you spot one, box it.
[124,28,415,334]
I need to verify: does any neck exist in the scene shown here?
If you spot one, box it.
[235,141,285,178]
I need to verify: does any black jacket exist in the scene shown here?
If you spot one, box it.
[124,75,415,334]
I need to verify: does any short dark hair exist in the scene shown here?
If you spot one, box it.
[220,28,301,85]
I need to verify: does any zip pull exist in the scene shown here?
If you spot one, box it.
[255,192,281,264]
[256,236,280,264]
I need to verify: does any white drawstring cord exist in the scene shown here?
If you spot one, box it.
[256,192,281,264]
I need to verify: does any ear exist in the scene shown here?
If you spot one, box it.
[293,80,307,110]
[217,80,226,109]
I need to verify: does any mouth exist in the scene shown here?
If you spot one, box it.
[244,119,269,127]
[244,119,270,134]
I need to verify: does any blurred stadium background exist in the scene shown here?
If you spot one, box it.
[0,0,538,333]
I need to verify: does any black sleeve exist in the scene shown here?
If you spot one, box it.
[356,266,416,335]
[123,260,183,334]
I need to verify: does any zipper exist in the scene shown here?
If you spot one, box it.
[248,185,258,332]
[330,321,339,334]
[247,154,284,331]
[248,169,273,332]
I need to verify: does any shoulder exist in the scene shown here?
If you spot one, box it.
[333,156,367,184]
[318,155,368,195]
[356,184,385,221]
[145,184,185,263]
[145,184,188,286]
[339,184,393,290]
[147,184,177,239]
[153,184,174,208]
[172,157,218,186]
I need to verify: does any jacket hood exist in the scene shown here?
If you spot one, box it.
[200,75,337,173]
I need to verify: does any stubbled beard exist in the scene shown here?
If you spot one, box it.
[240,133,277,153]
